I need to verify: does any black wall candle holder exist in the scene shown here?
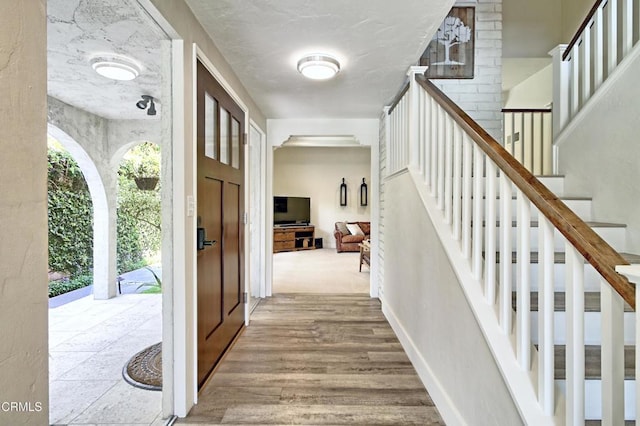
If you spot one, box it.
[340,178,347,206]
[360,178,368,206]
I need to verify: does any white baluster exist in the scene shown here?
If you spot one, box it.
[538,216,554,415]
[581,22,592,104]
[452,126,462,240]
[519,112,525,165]
[622,0,633,57]
[437,107,445,210]
[510,113,515,156]
[529,112,534,172]
[571,46,581,118]
[430,102,438,195]
[417,89,423,177]
[472,145,484,280]
[517,190,531,370]
[500,173,513,334]
[607,0,618,74]
[462,134,472,259]
[565,244,585,425]
[425,97,433,186]
[421,91,429,182]
[593,5,604,90]
[485,160,497,303]
[600,280,625,425]
[444,116,453,224]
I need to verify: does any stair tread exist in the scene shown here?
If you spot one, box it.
[490,220,627,228]
[554,345,635,380]
[494,251,640,264]
[512,291,634,312]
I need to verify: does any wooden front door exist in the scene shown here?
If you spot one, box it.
[196,60,245,388]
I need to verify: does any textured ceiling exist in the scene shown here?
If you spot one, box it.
[184,0,452,119]
[47,0,167,120]
[47,0,452,121]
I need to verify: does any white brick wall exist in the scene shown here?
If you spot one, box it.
[431,0,503,142]
[377,109,387,298]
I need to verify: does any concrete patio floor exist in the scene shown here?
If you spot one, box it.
[49,292,165,425]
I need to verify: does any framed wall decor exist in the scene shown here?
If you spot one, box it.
[420,7,475,79]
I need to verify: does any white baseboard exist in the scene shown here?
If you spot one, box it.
[381,299,467,426]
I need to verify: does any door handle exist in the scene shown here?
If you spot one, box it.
[197,227,217,251]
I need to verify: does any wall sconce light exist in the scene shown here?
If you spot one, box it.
[360,178,368,206]
[136,95,157,116]
[340,178,347,206]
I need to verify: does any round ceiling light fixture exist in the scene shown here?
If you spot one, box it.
[297,54,340,80]
[91,56,140,81]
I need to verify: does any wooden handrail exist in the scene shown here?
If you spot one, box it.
[562,0,606,60]
[388,81,410,115]
[416,74,634,308]
[501,108,552,113]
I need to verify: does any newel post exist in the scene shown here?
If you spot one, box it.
[407,66,428,169]
[549,44,569,139]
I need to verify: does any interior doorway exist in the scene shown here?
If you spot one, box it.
[249,123,267,310]
[270,145,372,294]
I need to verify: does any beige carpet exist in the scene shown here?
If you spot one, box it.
[272,248,370,294]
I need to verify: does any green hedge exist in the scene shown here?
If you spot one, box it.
[48,143,161,296]
[48,149,93,276]
[48,274,92,298]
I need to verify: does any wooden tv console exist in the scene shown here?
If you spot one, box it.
[273,225,315,253]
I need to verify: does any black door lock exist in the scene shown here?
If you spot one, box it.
[197,227,217,251]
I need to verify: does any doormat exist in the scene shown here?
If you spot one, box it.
[122,342,162,391]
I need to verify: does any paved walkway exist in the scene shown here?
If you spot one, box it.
[49,292,165,425]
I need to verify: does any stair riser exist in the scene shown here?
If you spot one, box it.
[513,263,606,292]
[556,380,636,420]
[477,176,565,196]
[497,198,593,222]
[490,225,626,252]
[529,311,635,345]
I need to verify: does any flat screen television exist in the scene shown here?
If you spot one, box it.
[274,196,311,225]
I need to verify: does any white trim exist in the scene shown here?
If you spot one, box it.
[382,300,466,426]
[172,39,189,417]
[265,146,274,297]
[251,120,268,300]
[190,42,199,407]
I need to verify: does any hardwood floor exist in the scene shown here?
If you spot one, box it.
[178,293,444,425]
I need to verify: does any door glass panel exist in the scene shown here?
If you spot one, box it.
[231,118,240,169]
[204,93,217,159]
[220,107,230,165]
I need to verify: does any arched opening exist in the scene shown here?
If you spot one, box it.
[115,141,162,294]
[47,123,112,299]
[46,135,95,302]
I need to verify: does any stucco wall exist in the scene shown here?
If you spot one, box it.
[382,171,523,425]
[0,1,49,424]
[273,147,371,247]
[557,47,640,254]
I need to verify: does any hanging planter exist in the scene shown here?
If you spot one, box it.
[134,177,159,191]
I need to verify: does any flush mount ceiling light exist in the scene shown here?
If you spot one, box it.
[297,54,340,80]
[91,57,140,81]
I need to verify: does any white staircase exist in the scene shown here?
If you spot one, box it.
[385,68,638,424]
